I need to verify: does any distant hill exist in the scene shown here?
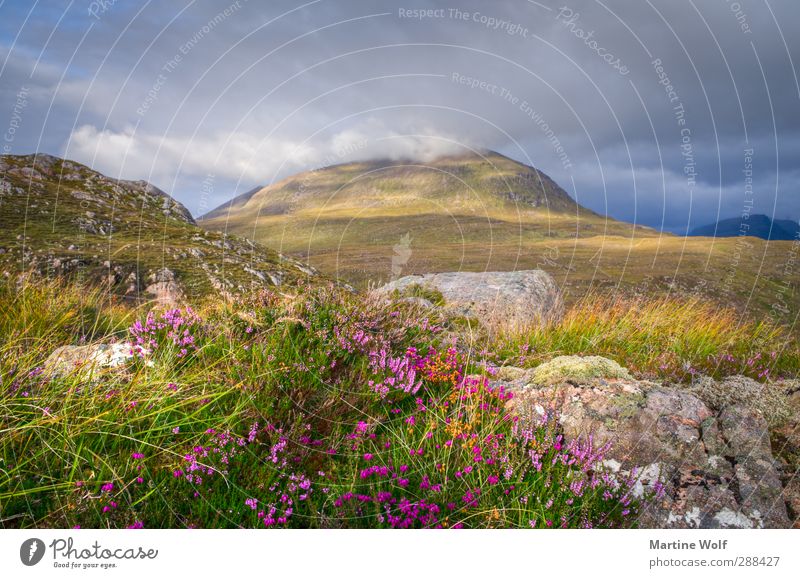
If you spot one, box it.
[0,154,319,301]
[200,150,656,283]
[199,150,800,319]
[690,214,799,241]
[198,185,262,222]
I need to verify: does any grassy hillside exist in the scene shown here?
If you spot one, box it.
[0,154,319,300]
[200,151,800,322]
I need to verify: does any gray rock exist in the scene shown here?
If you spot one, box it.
[145,268,184,306]
[503,375,792,528]
[43,342,141,377]
[373,270,562,332]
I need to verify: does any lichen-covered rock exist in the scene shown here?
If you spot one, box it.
[373,270,562,332]
[43,343,140,377]
[530,355,631,386]
[502,374,792,528]
[770,384,800,527]
[688,374,792,427]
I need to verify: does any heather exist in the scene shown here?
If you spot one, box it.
[0,279,794,529]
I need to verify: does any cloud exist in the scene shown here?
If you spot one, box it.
[66,118,467,189]
[1,0,798,226]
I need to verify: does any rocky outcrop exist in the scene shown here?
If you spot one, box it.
[772,384,800,527]
[374,270,562,332]
[145,267,184,306]
[495,359,794,528]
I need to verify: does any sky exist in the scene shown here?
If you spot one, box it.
[1,0,798,233]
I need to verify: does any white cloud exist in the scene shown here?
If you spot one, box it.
[65,118,469,190]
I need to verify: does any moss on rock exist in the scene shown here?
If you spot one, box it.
[531,355,632,386]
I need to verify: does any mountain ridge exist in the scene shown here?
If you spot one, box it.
[0,153,320,301]
[689,214,799,241]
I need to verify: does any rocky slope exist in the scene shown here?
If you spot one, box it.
[0,154,319,302]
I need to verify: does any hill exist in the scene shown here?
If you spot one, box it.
[0,153,319,302]
[198,185,263,222]
[690,214,800,241]
[200,151,799,320]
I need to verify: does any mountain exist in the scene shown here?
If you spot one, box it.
[198,185,262,222]
[200,150,655,282]
[200,150,800,319]
[0,154,319,302]
[689,214,799,241]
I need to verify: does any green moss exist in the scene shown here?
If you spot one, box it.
[611,391,647,419]
[531,355,632,386]
[390,283,446,306]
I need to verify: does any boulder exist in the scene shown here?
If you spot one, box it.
[373,270,561,332]
[499,371,792,528]
[43,343,141,377]
[145,268,184,306]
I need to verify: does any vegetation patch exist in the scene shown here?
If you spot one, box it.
[0,278,655,529]
[530,355,632,386]
[495,293,800,383]
[390,282,446,306]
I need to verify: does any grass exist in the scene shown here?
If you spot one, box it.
[0,278,795,529]
[390,283,446,306]
[492,292,799,382]
[0,278,671,529]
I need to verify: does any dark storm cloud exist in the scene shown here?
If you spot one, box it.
[0,0,798,231]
